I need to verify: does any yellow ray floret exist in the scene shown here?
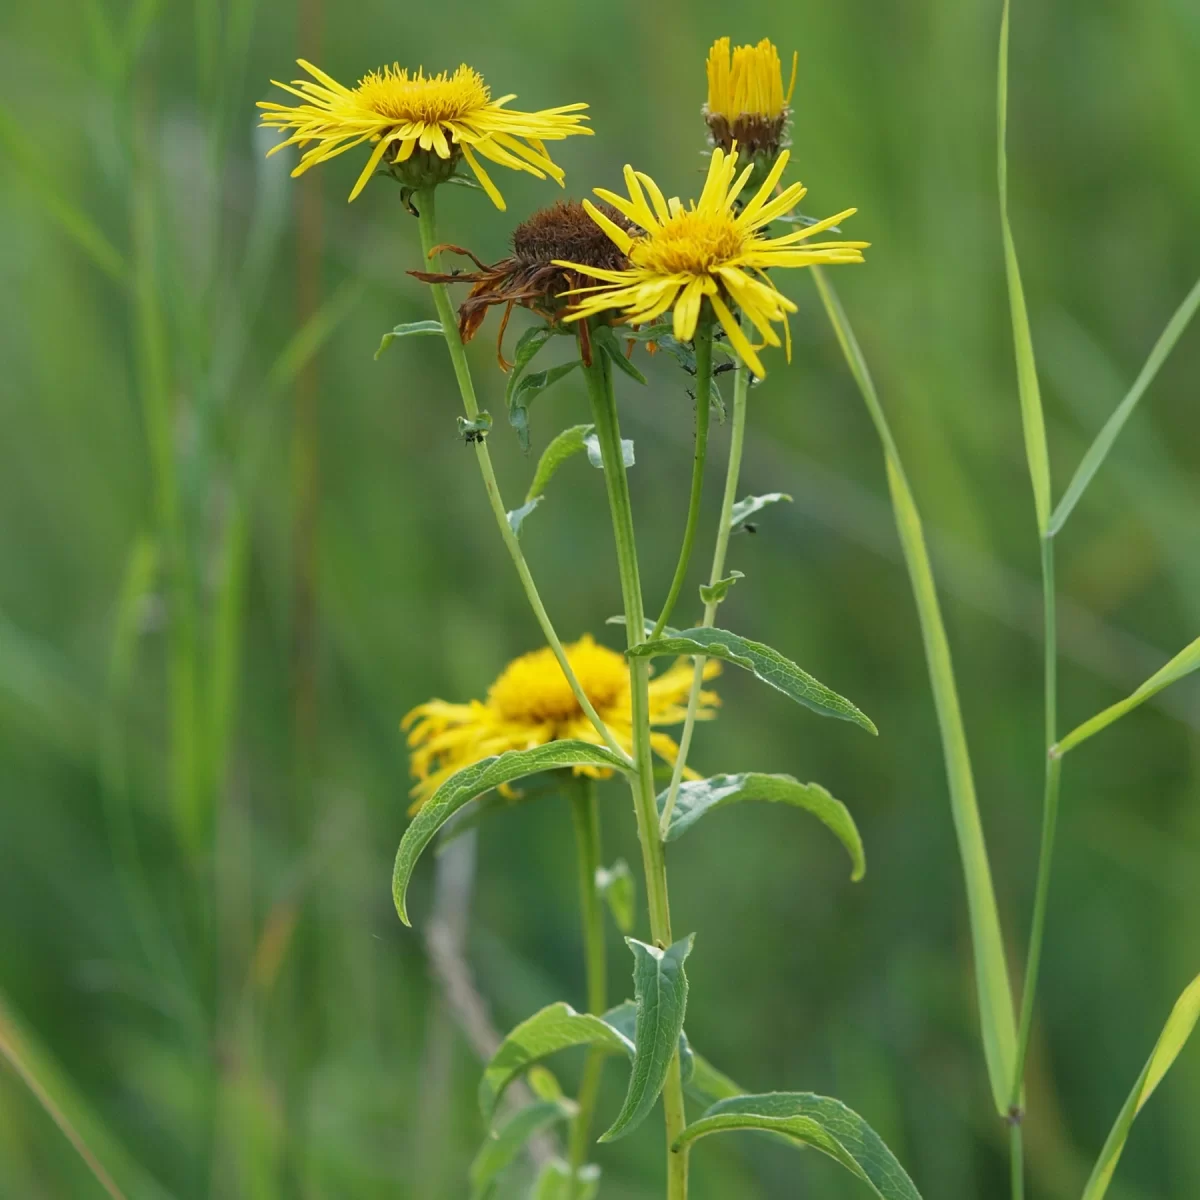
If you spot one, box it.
[555,147,867,378]
[403,635,720,811]
[257,60,591,208]
[706,36,797,120]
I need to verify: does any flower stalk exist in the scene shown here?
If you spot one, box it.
[414,187,630,767]
[581,332,689,1200]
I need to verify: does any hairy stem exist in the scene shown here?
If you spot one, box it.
[651,314,715,639]
[658,358,749,837]
[414,187,628,765]
[568,778,607,1189]
[581,340,688,1200]
[1010,536,1062,1115]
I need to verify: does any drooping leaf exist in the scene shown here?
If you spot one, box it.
[729,492,793,533]
[685,1052,744,1105]
[1048,276,1200,535]
[584,433,634,470]
[469,1098,576,1200]
[1082,973,1200,1200]
[527,424,594,502]
[592,322,648,384]
[532,1159,601,1200]
[601,1000,693,1088]
[627,628,876,735]
[1054,634,1200,757]
[698,571,743,607]
[658,773,865,881]
[478,1002,634,1122]
[374,319,443,359]
[509,362,581,452]
[600,936,694,1142]
[674,1093,923,1200]
[393,743,629,926]
[595,859,636,934]
[506,497,541,537]
[998,0,1051,534]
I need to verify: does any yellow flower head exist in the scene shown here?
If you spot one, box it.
[705,37,798,158]
[403,635,720,810]
[257,59,591,208]
[556,147,867,378]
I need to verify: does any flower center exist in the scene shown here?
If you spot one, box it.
[354,64,490,125]
[488,639,629,726]
[631,210,748,276]
[513,201,634,271]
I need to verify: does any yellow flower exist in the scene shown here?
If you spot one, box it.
[704,36,798,157]
[257,60,591,208]
[556,147,867,378]
[403,635,720,810]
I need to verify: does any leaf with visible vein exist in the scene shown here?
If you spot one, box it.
[674,1092,923,1200]
[393,743,629,925]
[601,936,694,1142]
[627,628,876,734]
[659,773,865,881]
[527,424,594,502]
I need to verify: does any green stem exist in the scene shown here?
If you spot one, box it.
[1010,1121,1025,1200]
[650,314,715,639]
[658,358,749,837]
[568,778,606,1189]
[1009,536,1062,1113]
[581,339,688,1200]
[413,188,629,767]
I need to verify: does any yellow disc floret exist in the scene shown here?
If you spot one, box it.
[555,147,868,378]
[257,59,591,208]
[403,635,720,810]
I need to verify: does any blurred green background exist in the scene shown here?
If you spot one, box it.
[2,0,1198,1196]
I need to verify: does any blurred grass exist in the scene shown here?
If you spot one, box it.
[1,0,1198,1197]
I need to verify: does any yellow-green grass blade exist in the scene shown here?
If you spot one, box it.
[1082,973,1200,1200]
[1048,275,1200,535]
[1054,635,1200,757]
[813,267,1018,1115]
[998,0,1052,534]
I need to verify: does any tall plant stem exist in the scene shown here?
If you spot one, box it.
[650,316,715,639]
[568,778,607,1189]
[1010,1122,1025,1200]
[413,188,628,766]
[581,341,688,1200]
[1009,536,1062,1116]
[658,358,749,837]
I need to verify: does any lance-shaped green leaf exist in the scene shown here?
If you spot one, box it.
[729,492,793,533]
[469,1097,577,1200]
[506,325,554,399]
[1048,276,1200,535]
[686,1052,743,1105]
[479,1002,634,1122]
[374,320,443,359]
[1054,634,1200,757]
[627,628,876,735]
[595,859,636,934]
[998,0,1051,534]
[592,322,648,384]
[601,999,693,1087]
[674,1093,923,1200]
[532,1160,600,1200]
[600,935,694,1142]
[658,773,865,881]
[394,743,629,926]
[527,424,594,502]
[1082,972,1200,1200]
[509,362,581,452]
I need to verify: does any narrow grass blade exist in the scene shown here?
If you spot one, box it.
[812,267,1018,1115]
[1054,635,1200,757]
[1048,275,1200,535]
[998,0,1052,534]
[1082,973,1200,1200]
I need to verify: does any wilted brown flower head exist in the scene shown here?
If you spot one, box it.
[410,199,636,368]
